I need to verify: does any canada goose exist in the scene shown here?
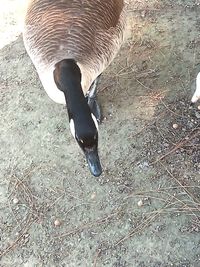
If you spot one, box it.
[23,0,127,176]
[191,72,200,103]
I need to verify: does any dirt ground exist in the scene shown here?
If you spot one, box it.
[0,0,200,266]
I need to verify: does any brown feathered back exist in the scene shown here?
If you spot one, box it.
[23,0,127,103]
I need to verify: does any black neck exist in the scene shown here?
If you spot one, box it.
[53,59,95,131]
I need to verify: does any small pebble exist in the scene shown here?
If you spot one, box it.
[195,111,200,119]
[172,123,179,129]
[54,219,61,227]
[91,192,96,200]
[141,10,146,18]
[137,199,143,207]
[197,105,200,110]
[13,198,19,204]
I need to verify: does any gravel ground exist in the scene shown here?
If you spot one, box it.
[0,1,200,266]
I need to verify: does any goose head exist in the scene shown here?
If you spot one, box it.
[54,59,102,177]
[69,113,102,177]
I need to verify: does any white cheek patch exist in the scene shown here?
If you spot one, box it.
[191,72,200,103]
[69,119,76,138]
[91,114,99,130]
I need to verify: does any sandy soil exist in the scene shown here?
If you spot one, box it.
[0,0,200,266]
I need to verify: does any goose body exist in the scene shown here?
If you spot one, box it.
[23,0,127,104]
[23,0,127,176]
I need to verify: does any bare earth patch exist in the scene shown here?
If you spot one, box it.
[0,1,200,266]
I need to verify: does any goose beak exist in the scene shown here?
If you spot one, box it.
[85,149,102,177]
